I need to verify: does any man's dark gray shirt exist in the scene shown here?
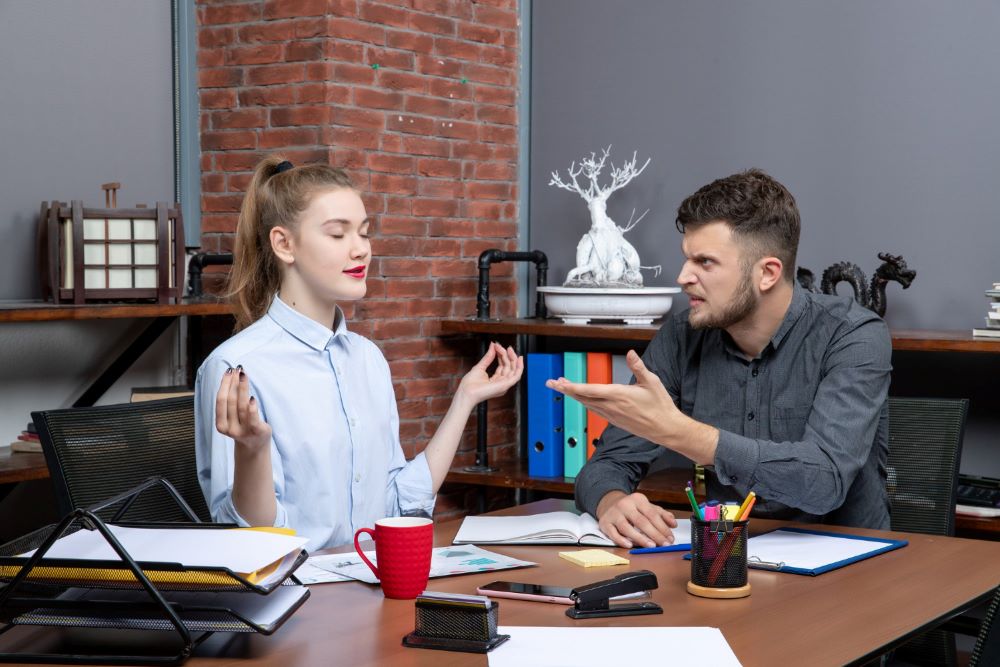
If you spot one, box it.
[575,286,893,530]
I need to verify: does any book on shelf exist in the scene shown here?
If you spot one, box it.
[453,511,615,546]
[10,440,42,453]
[972,328,1000,339]
[130,385,194,402]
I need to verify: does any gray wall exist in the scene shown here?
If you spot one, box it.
[0,0,175,301]
[530,0,1000,330]
[0,2,182,448]
[530,1,1000,477]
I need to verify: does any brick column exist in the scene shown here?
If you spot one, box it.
[197,0,521,516]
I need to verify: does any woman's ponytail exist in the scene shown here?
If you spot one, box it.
[226,155,355,331]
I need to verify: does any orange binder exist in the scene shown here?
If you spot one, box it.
[586,352,613,459]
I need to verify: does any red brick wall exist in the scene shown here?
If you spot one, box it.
[197,0,522,517]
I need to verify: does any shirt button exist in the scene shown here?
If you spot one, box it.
[354,473,361,483]
[751,368,759,377]
[730,475,738,483]
[349,417,357,428]
[747,411,755,421]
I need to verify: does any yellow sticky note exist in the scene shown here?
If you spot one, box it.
[558,549,629,568]
[722,504,741,520]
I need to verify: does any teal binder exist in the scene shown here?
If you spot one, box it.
[563,352,587,477]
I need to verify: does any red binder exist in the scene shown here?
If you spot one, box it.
[585,352,613,459]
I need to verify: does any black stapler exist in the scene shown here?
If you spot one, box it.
[566,570,662,619]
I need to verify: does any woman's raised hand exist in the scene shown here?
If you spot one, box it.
[215,366,272,450]
[456,341,524,406]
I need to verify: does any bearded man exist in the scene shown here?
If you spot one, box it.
[551,169,892,549]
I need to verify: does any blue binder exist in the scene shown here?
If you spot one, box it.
[562,352,587,478]
[526,353,564,477]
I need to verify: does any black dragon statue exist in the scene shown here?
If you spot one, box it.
[796,252,916,318]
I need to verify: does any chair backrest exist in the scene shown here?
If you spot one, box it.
[971,585,1000,667]
[32,396,211,523]
[887,397,968,536]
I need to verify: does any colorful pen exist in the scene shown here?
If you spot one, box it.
[738,494,757,520]
[736,491,756,520]
[685,482,703,521]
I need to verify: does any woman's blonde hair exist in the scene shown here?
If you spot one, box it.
[227,155,354,330]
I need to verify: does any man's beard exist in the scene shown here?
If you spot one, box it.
[689,267,758,330]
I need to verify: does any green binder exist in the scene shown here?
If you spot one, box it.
[563,352,587,477]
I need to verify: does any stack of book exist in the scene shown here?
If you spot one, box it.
[972,283,1000,339]
[8,422,41,453]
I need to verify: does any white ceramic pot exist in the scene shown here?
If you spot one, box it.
[537,286,682,325]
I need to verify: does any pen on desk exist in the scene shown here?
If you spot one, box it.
[737,492,756,520]
[686,482,703,521]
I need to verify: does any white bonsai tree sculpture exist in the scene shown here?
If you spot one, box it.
[549,146,661,288]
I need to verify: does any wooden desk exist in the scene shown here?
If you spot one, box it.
[12,499,995,666]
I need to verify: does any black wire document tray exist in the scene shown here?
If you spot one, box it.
[3,585,309,635]
[0,479,311,665]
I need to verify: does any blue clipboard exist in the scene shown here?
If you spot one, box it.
[683,527,908,576]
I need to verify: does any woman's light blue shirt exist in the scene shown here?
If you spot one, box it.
[194,295,435,551]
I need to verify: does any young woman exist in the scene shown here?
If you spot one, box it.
[194,156,523,550]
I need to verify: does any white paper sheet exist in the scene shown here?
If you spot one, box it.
[488,627,742,667]
[23,526,308,574]
[310,545,536,585]
[747,530,897,570]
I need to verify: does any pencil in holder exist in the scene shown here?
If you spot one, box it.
[687,517,751,599]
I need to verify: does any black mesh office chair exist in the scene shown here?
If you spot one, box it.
[970,586,1000,667]
[886,397,969,667]
[32,396,211,523]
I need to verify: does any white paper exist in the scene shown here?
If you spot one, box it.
[24,526,308,575]
[453,511,614,546]
[311,545,536,585]
[747,530,897,571]
[291,557,354,584]
[489,627,742,667]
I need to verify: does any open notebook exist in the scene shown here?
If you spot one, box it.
[453,511,615,546]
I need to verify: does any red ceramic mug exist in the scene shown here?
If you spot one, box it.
[353,517,433,599]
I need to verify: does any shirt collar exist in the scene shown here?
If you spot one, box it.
[769,284,808,351]
[266,294,348,351]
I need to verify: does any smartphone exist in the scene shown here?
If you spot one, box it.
[475,581,574,605]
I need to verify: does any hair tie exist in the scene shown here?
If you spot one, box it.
[275,160,294,174]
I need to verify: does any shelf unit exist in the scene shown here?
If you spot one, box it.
[440,317,1000,540]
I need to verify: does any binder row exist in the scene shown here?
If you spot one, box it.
[526,352,631,478]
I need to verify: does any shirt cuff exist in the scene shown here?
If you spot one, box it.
[394,451,437,516]
[217,494,289,529]
[713,430,761,488]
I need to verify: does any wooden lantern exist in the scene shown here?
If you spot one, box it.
[38,183,186,304]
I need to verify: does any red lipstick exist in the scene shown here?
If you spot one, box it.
[344,265,366,279]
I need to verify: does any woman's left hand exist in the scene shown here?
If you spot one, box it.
[456,341,524,407]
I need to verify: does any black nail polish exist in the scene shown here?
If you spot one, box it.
[225,368,232,375]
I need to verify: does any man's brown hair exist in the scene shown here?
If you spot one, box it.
[675,169,800,282]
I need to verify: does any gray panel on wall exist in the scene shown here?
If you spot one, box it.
[0,0,174,301]
[530,0,1000,330]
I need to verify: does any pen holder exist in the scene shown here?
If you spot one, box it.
[687,517,751,599]
[402,593,510,653]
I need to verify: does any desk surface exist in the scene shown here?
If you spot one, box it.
[4,503,1000,666]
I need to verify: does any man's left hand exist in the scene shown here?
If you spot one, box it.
[546,350,680,447]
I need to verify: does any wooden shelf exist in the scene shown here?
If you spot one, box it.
[0,299,233,323]
[445,460,1000,539]
[440,318,1000,353]
[446,460,702,507]
[0,452,49,485]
